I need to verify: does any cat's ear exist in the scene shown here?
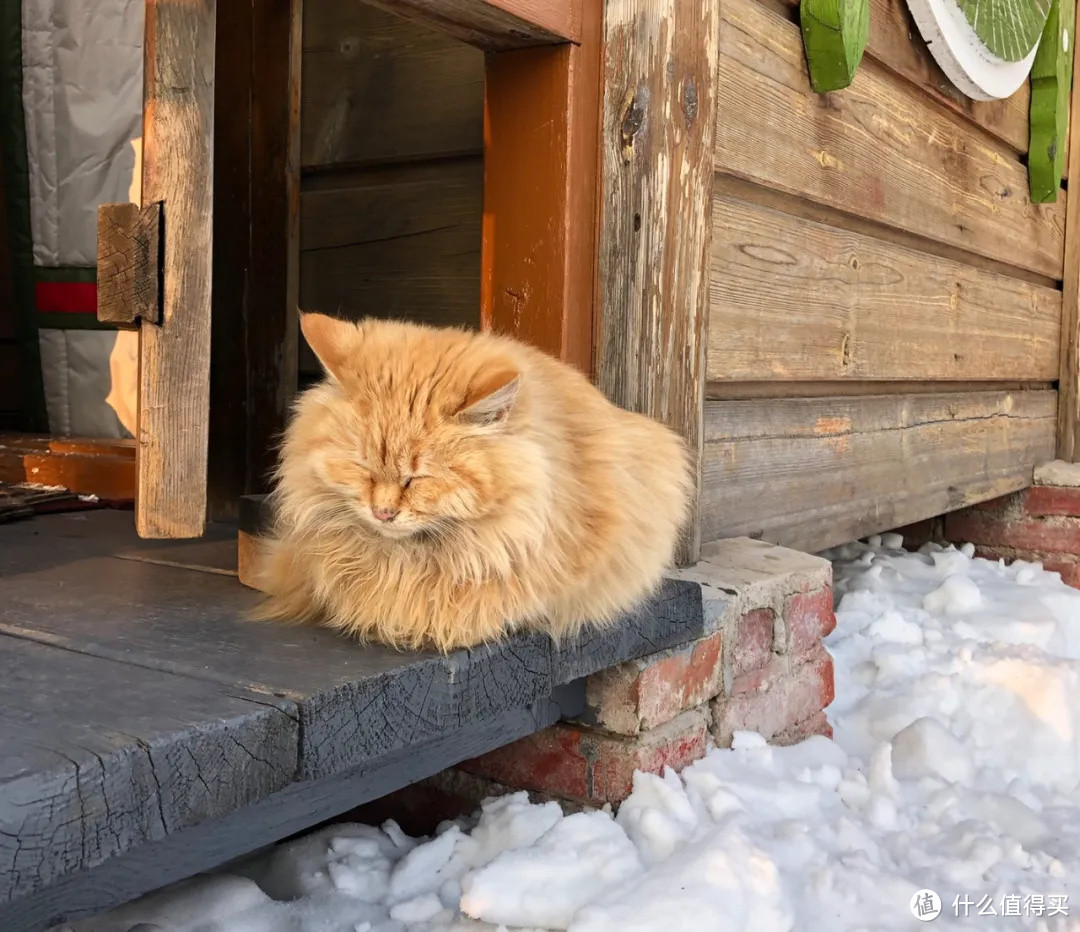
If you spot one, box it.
[458,369,520,426]
[300,312,356,382]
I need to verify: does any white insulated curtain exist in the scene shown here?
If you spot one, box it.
[22,0,143,265]
[22,0,142,437]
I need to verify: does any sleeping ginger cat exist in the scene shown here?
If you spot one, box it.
[255,313,691,652]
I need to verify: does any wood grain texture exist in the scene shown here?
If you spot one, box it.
[595,0,719,564]
[1057,16,1080,460]
[138,0,216,537]
[96,202,161,328]
[716,0,1066,279]
[7,692,579,932]
[363,0,576,49]
[300,159,483,332]
[0,509,705,778]
[709,195,1062,382]
[0,510,706,923]
[301,1,484,170]
[701,390,1057,552]
[777,0,1033,155]
[480,0,601,375]
[0,434,135,500]
[0,635,297,911]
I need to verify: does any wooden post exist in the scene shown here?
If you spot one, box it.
[137,0,216,537]
[1057,10,1080,461]
[481,0,601,376]
[208,0,301,521]
[594,0,720,565]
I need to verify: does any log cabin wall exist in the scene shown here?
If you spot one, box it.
[298,0,485,379]
[702,0,1068,554]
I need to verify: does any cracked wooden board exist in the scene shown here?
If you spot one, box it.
[700,389,1057,551]
[0,511,707,925]
[0,637,298,910]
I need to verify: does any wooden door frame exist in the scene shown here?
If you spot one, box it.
[113,0,599,538]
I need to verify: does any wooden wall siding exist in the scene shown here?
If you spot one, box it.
[298,1,486,373]
[700,390,1057,552]
[708,195,1062,382]
[301,2,483,171]
[299,159,483,328]
[775,0,1031,157]
[715,0,1065,280]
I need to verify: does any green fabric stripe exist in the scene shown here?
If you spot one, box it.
[0,0,47,431]
[34,313,114,332]
[35,266,97,283]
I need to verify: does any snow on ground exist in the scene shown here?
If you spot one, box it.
[73,539,1080,931]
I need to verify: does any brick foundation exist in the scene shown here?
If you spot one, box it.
[460,538,836,806]
[943,461,1080,588]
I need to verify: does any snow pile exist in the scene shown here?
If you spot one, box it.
[70,539,1080,931]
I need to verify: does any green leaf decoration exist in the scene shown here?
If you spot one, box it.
[801,0,870,93]
[1029,0,1074,201]
[957,0,1052,62]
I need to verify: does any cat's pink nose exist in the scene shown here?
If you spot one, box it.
[373,506,398,523]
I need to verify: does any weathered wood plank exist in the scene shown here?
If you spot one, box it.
[0,511,705,782]
[96,202,161,328]
[137,0,216,537]
[1057,22,1080,460]
[6,689,581,932]
[0,510,709,922]
[709,195,1062,382]
[700,390,1057,552]
[481,0,601,375]
[363,0,576,49]
[301,1,484,170]
[0,635,298,910]
[299,158,483,334]
[778,0,1032,155]
[596,0,719,563]
[716,0,1065,278]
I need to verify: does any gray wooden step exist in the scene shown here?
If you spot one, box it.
[0,511,707,930]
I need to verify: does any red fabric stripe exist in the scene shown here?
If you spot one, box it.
[35,281,98,314]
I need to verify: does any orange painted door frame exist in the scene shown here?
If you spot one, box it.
[479,0,602,376]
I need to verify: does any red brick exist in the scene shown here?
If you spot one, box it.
[731,607,775,677]
[461,709,709,805]
[1022,485,1080,518]
[712,646,834,747]
[583,632,724,735]
[784,588,836,654]
[772,709,833,746]
[945,511,1080,556]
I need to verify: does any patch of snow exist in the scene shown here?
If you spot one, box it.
[73,540,1080,931]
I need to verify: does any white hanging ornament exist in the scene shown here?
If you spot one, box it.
[904,0,1051,99]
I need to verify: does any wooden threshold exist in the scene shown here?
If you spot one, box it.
[364,0,579,50]
[0,434,136,501]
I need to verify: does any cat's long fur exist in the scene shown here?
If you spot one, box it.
[254,313,692,651]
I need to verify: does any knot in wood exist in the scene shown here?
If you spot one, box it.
[682,77,699,127]
[619,87,649,162]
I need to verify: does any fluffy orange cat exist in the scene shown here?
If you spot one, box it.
[254,313,691,652]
